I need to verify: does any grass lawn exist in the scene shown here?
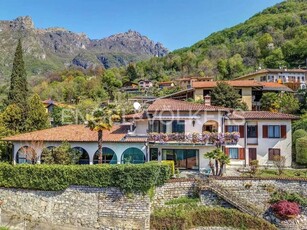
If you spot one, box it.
[165,196,200,205]
[242,169,307,179]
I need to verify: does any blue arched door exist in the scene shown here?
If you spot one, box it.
[94,147,117,164]
[121,148,145,164]
[72,147,90,164]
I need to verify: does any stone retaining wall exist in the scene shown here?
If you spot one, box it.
[152,179,196,207]
[0,186,150,230]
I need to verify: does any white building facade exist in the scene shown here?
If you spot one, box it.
[4,98,298,170]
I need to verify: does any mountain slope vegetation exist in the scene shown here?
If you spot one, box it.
[135,0,307,81]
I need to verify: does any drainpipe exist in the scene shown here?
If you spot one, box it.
[244,121,248,167]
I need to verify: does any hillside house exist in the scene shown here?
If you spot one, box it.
[4,98,298,170]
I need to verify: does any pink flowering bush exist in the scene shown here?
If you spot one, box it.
[147,132,240,145]
[271,200,300,219]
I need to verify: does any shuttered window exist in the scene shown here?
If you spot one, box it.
[263,125,286,138]
[268,148,281,161]
[229,148,238,159]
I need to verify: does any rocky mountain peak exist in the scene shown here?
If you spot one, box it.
[13,16,35,30]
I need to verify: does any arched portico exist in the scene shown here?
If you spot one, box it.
[94,147,117,164]
[121,147,145,164]
[16,146,36,164]
[72,147,90,164]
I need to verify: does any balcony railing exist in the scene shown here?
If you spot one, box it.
[148,132,240,145]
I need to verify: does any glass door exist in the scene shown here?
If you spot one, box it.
[162,149,199,170]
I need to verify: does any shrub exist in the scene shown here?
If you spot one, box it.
[161,160,175,176]
[249,160,259,177]
[0,162,170,193]
[296,137,307,165]
[270,189,307,206]
[165,196,200,205]
[41,141,81,164]
[151,205,277,230]
[271,200,300,220]
[293,129,307,144]
[272,155,286,175]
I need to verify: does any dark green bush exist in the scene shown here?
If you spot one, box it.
[0,162,170,193]
[151,205,277,230]
[296,137,307,165]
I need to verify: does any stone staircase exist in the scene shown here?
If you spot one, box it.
[200,181,263,218]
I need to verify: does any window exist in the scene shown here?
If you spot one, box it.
[229,148,239,159]
[227,125,239,132]
[150,148,158,161]
[150,120,167,133]
[172,120,185,133]
[268,125,281,138]
[268,148,281,161]
[247,126,257,138]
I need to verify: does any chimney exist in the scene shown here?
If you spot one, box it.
[204,95,211,106]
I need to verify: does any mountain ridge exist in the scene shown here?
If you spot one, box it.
[0,16,168,80]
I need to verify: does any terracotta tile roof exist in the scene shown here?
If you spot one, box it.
[261,82,293,92]
[147,99,229,112]
[192,80,262,88]
[122,136,147,143]
[2,125,130,142]
[234,69,307,80]
[228,111,299,120]
[122,112,147,120]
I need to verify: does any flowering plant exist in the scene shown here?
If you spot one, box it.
[271,200,300,220]
[147,132,240,145]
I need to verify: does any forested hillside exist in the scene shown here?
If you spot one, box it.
[135,0,307,81]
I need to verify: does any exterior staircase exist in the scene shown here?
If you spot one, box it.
[200,181,263,218]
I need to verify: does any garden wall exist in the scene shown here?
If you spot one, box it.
[0,186,150,230]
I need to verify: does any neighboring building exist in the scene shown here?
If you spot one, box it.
[42,98,57,114]
[158,81,175,89]
[176,76,213,89]
[138,80,153,89]
[192,80,293,111]
[234,69,307,91]
[4,98,298,169]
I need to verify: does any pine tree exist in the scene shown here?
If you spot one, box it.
[25,94,49,131]
[211,81,247,109]
[126,63,138,82]
[7,39,28,109]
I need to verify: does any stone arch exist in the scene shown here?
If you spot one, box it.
[202,120,219,133]
[121,147,145,164]
[94,147,117,164]
[16,146,36,164]
[72,147,90,164]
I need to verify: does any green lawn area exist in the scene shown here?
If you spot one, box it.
[242,169,307,178]
[165,196,200,205]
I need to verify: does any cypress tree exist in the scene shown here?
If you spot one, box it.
[7,39,28,109]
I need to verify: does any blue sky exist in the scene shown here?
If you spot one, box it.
[0,0,282,51]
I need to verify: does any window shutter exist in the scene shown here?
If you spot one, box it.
[263,125,268,138]
[224,148,229,156]
[239,148,245,160]
[281,125,287,138]
[239,126,245,138]
[225,125,229,132]
[255,125,258,137]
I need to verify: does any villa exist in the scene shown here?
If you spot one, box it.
[3,97,298,170]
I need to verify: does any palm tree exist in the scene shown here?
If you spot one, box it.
[87,106,120,164]
[204,148,230,176]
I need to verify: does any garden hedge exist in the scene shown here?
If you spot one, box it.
[296,137,307,165]
[151,205,277,230]
[0,162,170,193]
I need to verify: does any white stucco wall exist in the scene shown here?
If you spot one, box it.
[225,119,292,167]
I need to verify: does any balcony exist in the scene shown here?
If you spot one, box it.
[147,132,240,146]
